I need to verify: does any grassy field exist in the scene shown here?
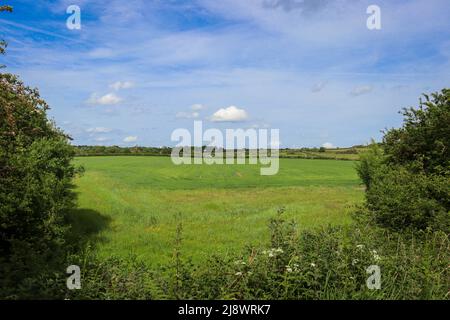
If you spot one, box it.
[71,156,363,266]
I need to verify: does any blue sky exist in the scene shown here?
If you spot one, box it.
[1,0,449,147]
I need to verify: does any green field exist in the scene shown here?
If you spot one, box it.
[71,156,363,266]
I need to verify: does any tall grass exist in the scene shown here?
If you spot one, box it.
[65,210,449,300]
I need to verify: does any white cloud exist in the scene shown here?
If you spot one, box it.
[210,105,248,122]
[350,85,373,96]
[88,93,122,105]
[86,127,112,133]
[191,104,205,111]
[110,81,134,90]
[176,104,205,118]
[322,142,335,149]
[94,137,110,142]
[123,136,138,143]
[176,111,200,119]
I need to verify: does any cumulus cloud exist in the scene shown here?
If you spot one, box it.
[322,142,335,149]
[350,85,373,96]
[86,127,112,133]
[123,136,138,143]
[110,81,134,90]
[210,106,248,122]
[88,92,122,105]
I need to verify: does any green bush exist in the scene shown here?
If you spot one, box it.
[355,141,384,190]
[383,89,450,176]
[356,89,450,232]
[0,73,78,298]
[364,165,449,233]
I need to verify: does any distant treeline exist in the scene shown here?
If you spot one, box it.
[74,145,172,156]
[73,145,367,160]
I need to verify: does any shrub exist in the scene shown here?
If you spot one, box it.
[383,89,450,175]
[364,165,449,233]
[355,141,384,190]
[356,89,450,232]
[0,73,78,298]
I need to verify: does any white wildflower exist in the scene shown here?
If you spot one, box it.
[372,250,381,261]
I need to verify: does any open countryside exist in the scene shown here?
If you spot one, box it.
[71,156,362,265]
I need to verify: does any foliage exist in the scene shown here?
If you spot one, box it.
[355,141,384,190]
[356,89,450,232]
[0,73,78,298]
[383,89,450,175]
[361,165,449,233]
[0,4,12,66]
[64,212,449,300]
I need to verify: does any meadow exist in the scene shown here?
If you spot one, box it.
[71,156,363,266]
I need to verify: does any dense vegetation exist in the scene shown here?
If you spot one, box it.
[356,89,450,233]
[0,73,79,298]
[66,215,449,300]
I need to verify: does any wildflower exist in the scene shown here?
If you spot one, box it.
[235,272,243,276]
[268,252,274,257]
[286,266,293,273]
[275,248,284,253]
[352,259,359,266]
[310,263,316,268]
[372,250,381,261]
[356,244,364,250]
